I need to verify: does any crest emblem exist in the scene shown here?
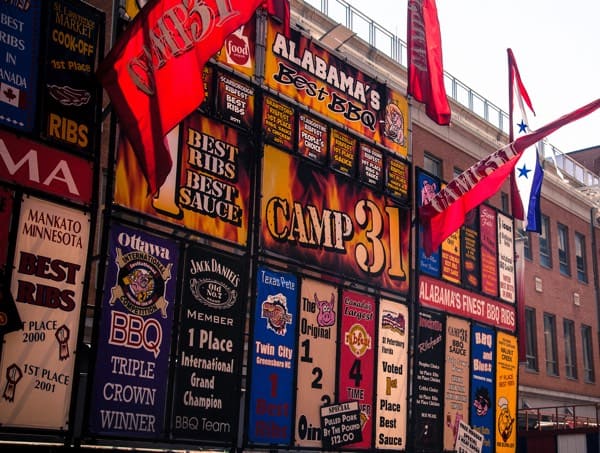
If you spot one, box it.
[261,293,292,335]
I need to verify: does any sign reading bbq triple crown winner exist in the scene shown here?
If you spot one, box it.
[88,224,178,438]
[0,196,89,430]
[171,247,246,443]
[247,266,297,445]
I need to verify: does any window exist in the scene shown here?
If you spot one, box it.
[557,223,570,276]
[523,231,532,260]
[575,233,588,283]
[501,192,509,213]
[525,308,538,371]
[563,319,577,379]
[453,167,462,178]
[424,153,441,178]
[582,325,595,383]
[544,313,558,376]
[539,215,552,268]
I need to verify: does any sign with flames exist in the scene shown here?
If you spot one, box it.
[264,19,408,157]
[260,145,410,294]
[114,113,253,246]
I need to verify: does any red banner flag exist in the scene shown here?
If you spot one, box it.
[407,0,451,125]
[420,98,600,256]
[98,0,265,194]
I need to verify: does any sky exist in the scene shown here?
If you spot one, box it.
[341,0,600,154]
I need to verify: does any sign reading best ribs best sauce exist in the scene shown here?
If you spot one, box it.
[171,247,245,443]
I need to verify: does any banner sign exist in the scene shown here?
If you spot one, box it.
[329,128,357,177]
[470,324,495,453]
[412,311,444,452]
[298,112,327,164]
[375,299,408,450]
[495,332,518,453]
[0,1,40,132]
[461,209,481,290]
[171,247,246,443]
[115,113,253,246]
[358,143,383,188]
[338,290,376,449]
[320,401,363,449]
[0,196,89,429]
[443,317,471,451]
[0,187,13,268]
[419,275,516,332]
[456,421,484,453]
[39,0,102,153]
[385,155,410,202]
[215,21,256,78]
[497,213,515,304]
[262,95,295,151]
[248,266,297,445]
[88,224,178,438]
[417,169,440,277]
[0,129,94,205]
[294,278,338,448]
[261,145,410,294]
[216,72,255,130]
[441,228,461,284]
[479,205,498,298]
[264,19,408,157]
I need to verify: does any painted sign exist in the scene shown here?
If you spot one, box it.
[375,299,408,450]
[470,325,495,453]
[171,247,246,443]
[419,275,516,332]
[88,224,178,438]
[247,266,297,445]
[294,278,338,448]
[0,196,89,429]
[261,145,410,294]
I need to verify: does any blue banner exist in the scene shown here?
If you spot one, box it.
[88,224,179,438]
[247,266,298,445]
[470,324,495,453]
[417,170,441,276]
[0,1,40,132]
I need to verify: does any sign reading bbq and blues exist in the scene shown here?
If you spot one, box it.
[88,224,178,438]
[171,247,246,443]
[247,266,297,445]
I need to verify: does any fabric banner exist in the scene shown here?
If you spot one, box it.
[412,310,444,452]
[470,324,495,453]
[261,145,410,294]
[375,299,409,450]
[215,72,255,130]
[443,317,470,451]
[417,169,441,277]
[248,266,297,445]
[495,332,518,453]
[262,95,295,150]
[0,196,89,429]
[298,113,327,164]
[338,290,376,449]
[497,213,515,303]
[441,227,460,284]
[0,1,40,132]
[171,247,246,443]
[461,208,480,290]
[480,205,498,297]
[294,278,338,448]
[88,224,178,438]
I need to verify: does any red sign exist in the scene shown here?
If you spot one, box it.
[0,130,93,204]
[418,275,515,332]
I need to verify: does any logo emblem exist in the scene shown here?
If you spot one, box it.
[261,293,292,335]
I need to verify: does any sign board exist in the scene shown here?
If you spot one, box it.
[320,401,363,449]
[455,421,484,453]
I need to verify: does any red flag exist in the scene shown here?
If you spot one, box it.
[267,0,290,37]
[407,0,451,125]
[98,0,265,194]
[420,98,600,256]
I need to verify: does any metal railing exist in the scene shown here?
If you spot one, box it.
[519,404,600,432]
[302,0,600,190]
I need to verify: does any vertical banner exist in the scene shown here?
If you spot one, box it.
[357,143,384,189]
[443,317,470,451]
[216,72,255,130]
[40,0,102,153]
[497,213,515,303]
[0,196,89,429]
[375,300,409,450]
[417,170,440,277]
[248,266,297,445]
[495,332,518,453]
[88,224,178,438]
[171,247,246,443]
[298,113,328,164]
[480,206,498,298]
[338,290,376,449]
[329,129,357,177]
[385,155,410,202]
[461,208,480,290]
[413,310,444,452]
[262,95,295,151]
[294,279,338,448]
[0,1,41,132]
[441,229,461,284]
[470,324,495,453]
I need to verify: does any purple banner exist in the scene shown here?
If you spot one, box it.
[88,224,179,438]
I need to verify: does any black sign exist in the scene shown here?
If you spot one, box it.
[320,401,363,449]
[171,247,246,443]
